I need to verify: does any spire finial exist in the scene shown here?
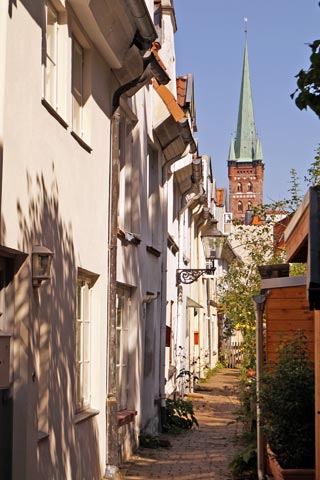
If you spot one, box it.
[244,17,248,37]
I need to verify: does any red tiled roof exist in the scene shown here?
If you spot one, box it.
[176,76,187,108]
[153,79,185,122]
[151,42,167,72]
[216,188,225,207]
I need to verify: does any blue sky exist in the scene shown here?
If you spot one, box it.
[174,0,320,203]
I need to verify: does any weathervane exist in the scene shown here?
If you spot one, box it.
[244,17,248,36]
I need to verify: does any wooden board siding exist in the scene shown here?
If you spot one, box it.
[265,285,314,363]
[285,202,309,262]
[315,310,320,477]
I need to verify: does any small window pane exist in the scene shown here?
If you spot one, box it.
[116,330,121,365]
[83,322,90,361]
[83,362,90,405]
[72,39,83,136]
[46,6,57,63]
[76,364,82,407]
[76,321,82,362]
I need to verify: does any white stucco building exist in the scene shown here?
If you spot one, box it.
[0,1,236,479]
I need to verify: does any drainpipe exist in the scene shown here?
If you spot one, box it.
[252,294,267,480]
[159,165,168,429]
[105,108,121,480]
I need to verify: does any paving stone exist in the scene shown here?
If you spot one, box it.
[120,368,241,480]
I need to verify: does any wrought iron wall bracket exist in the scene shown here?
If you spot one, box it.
[176,267,215,285]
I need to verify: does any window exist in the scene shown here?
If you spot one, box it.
[238,201,243,212]
[248,201,252,210]
[248,182,253,192]
[116,286,130,410]
[147,145,160,245]
[44,2,58,107]
[118,114,132,231]
[76,275,92,411]
[237,182,242,192]
[43,1,68,123]
[72,38,84,138]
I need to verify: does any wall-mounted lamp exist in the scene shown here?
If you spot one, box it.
[176,218,226,285]
[32,245,54,287]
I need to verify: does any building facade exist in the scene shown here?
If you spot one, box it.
[0,1,234,479]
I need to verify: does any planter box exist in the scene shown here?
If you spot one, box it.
[267,444,315,480]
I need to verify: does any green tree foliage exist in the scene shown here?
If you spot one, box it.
[218,218,284,369]
[305,145,320,186]
[260,331,315,469]
[291,39,320,119]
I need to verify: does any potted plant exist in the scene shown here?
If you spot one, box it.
[259,330,315,479]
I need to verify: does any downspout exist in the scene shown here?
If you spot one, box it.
[175,163,204,394]
[105,29,169,476]
[252,294,267,480]
[105,108,121,480]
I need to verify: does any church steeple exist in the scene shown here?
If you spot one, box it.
[234,40,257,162]
[227,26,265,222]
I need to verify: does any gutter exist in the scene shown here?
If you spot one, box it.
[126,0,158,43]
[113,49,170,112]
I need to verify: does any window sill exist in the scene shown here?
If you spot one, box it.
[41,98,68,129]
[117,228,141,245]
[71,131,92,153]
[75,408,99,424]
[167,234,179,255]
[37,430,49,442]
[117,409,137,427]
[146,245,161,257]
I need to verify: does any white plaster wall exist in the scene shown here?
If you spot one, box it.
[2,3,113,478]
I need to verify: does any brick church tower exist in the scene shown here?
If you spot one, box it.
[228,37,264,222]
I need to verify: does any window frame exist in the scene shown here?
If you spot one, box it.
[44,1,58,108]
[76,273,94,412]
[72,37,84,139]
[116,286,131,410]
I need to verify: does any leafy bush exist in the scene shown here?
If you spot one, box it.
[139,433,161,449]
[163,398,198,434]
[230,369,257,479]
[259,331,315,469]
[229,431,257,479]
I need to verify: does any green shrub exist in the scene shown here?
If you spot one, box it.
[259,330,315,469]
[163,397,198,434]
[229,431,257,479]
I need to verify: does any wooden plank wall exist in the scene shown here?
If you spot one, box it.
[265,285,314,363]
[315,310,320,479]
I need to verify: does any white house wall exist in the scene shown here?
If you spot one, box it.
[0,1,121,478]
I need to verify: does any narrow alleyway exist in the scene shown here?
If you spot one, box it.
[120,368,241,480]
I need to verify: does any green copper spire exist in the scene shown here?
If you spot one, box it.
[254,137,263,161]
[234,40,257,162]
[228,136,236,161]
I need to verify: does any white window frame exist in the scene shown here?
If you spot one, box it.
[72,37,84,138]
[44,1,58,108]
[147,145,160,245]
[76,275,92,411]
[116,286,130,410]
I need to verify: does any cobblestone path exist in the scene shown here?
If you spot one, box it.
[120,368,241,480]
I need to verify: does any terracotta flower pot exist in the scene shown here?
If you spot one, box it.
[267,444,315,480]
